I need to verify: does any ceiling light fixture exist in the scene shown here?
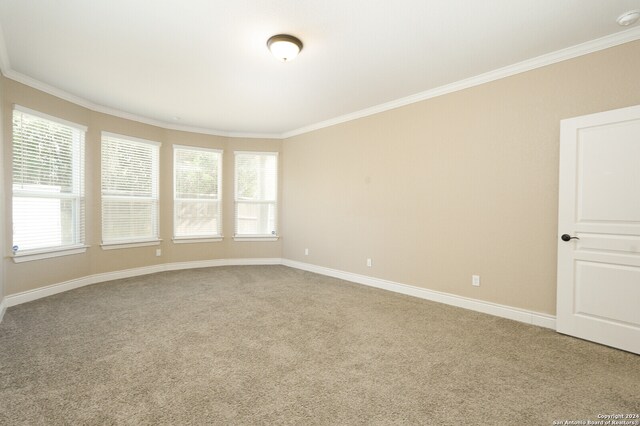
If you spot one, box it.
[616,10,640,26]
[267,34,303,62]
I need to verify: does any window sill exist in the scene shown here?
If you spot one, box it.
[172,237,223,244]
[101,240,162,250]
[233,236,280,242]
[12,245,89,263]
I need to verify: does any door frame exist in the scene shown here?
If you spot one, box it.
[556,104,640,353]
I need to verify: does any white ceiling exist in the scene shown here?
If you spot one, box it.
[0,0,639,137]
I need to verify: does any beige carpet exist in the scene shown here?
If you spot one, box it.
[0,265,638,425]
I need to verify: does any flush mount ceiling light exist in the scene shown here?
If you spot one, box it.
[267,34,303,62]
[616,10,640,26]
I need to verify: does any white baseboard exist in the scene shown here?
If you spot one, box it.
[163,257,283,272]
[4,258,283,308]
[0,297,6,323]
[281,259,556,330]
[2,256,555,331]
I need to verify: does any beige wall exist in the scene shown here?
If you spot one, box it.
[282,40,640,316]
[2,78,282,295]
[2,41,639,313]
[0,75,4,303]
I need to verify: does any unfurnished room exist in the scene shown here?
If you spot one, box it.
[0,1,639,424]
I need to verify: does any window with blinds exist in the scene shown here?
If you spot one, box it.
[234,152,278,238]
[12,107,86,254]
[174,146,222,239]
[101,133,160,245]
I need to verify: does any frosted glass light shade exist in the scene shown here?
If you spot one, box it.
[267,34,303,62]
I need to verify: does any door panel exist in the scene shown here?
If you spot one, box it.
[576,233,640,254]
[575,261,640,326]
[557,104,640,354]
[577,121,640,222]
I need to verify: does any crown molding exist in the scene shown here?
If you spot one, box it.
[1,21,639,140]
[282,26,640,138]
[0,23,10,74]
[1,68,282,140]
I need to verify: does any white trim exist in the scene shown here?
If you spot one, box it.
[173,144,223,154]
[0,22,10,73]
[101,240,161,250]
[555,104,640,354]
[1,257,555,331]
[101,135,161,246]
[172,237,223,244]
[3,258,283,308]
[166,257,282,271]
[101,131,162,147]
[281,27,640,138]
[281,259,556,330]
[2,27,639,139]
[1,69,280,139]
[0,68,282,139]
[234,152,279,237]
[233,236,279,242]
[0,298,7,323]
[14,105,88,132]
[560,103,640,129]
[12,246,88,263]
[233,150,280,156]
[5,265,167,307]
[173,146,223,239]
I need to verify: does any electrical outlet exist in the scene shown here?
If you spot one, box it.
[156,249,162,257]
[305,248,309,256]
[472,275,480,287]
[366,258,372,267]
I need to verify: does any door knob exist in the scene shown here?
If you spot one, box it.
[561,234,579,241]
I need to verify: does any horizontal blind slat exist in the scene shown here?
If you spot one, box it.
[102,134,159,243]
[174,147,222,237]
[234,152,277,236]
[12,109,85,253]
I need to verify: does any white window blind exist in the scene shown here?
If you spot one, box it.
[174,146,222,239]
[12,107,86,254]
[101,133,160,245]
[234,152,278,237]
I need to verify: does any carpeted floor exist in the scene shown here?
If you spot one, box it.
[0,265,638,425]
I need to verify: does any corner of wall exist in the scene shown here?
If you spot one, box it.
[0,297,6,323]
[0,71,6,316]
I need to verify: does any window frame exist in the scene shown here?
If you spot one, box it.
[233,151,279,241]
[11,105,88,263]
[100,132,161,249]
[172,144,223,243]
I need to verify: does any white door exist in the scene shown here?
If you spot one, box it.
[557,104,640,355]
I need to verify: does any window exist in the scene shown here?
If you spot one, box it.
[173,146,222,241]
[234,152,278,240]
[101,133,160,247]
[12,106,86,259]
